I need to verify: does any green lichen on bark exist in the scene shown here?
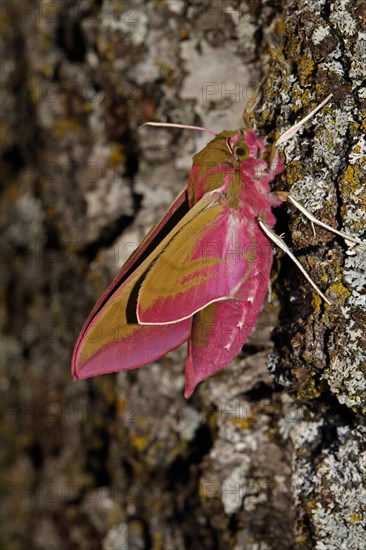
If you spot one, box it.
[257,0,366,546]
[258,0,365,412]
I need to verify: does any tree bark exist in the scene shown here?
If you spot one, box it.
[1,1,365,549]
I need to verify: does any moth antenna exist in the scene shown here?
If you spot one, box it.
[267,280,272,303]
[242,76,268,128]
[258,219,332,305]
[275,94,333,146]
[284,193,365,246]
[141,122,217,137]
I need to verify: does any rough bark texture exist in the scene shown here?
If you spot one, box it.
[1,1,365,549]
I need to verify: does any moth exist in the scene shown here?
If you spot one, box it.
[72,93,364,397]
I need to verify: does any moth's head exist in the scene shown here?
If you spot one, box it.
[226,129,266,162]
[225,128,283,185]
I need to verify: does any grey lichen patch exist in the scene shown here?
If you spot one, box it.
[227,6,258,59]
[289,173,335,214]
[220,457,251,515]
[349,134,366,166]
[103,522,128,550]
[312,103,354,170]
[274,92,354,189]
[175,406,202,442]
[298,0,327,14]
[197,351,295,546]
[326,352,366,411]
[101,0,148,45]
[349,31,366,84]
[83,144,134,244]
[127,15,182,86]
[180,39,253,116]
[113,345,202,470]
[340,140,366,236]
[81,488,121,535]
[323,307,366,410]
[329,0,357,37]
[312,26,330,45]
[343,252,366,306]
[321,59,344,78]
[290,414,324,450]
[166,0,185,15]
[4,193,46,248]
[311,432,366,550]
[292,421,366,549]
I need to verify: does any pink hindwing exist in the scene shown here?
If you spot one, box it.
[185,226,273,397]
[72,126,284,395]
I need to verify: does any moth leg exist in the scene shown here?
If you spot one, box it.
[257,218,331,305]
[275,94,333,146]
[311,221,317,238]
[275,192,365,246]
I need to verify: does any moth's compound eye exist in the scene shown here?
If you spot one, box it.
[233,143,250,161]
